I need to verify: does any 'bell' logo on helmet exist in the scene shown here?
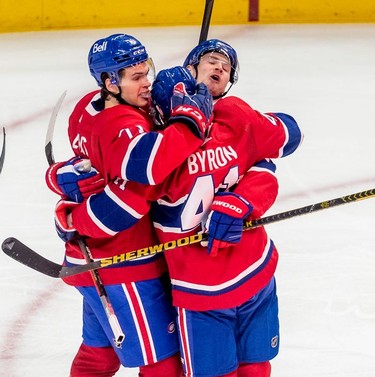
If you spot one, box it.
[92,41,108,54]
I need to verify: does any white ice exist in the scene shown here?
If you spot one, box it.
[0,23,375,377]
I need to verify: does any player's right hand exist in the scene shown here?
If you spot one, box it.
[203,192,253,257]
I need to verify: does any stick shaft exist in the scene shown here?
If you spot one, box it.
[199,0,214,43]
[45,91,125,346]
[81,187,375,273]
[0,128,5,174]
[77,239,125,346]
[45,91,66,166]
[3,187,375,280]
[247,188,375,229]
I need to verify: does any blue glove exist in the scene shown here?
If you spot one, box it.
[203,192,253,257]
[169,82,213,139]
[45,156,104,203]
[151,66,197,127]
[54,199,79,242]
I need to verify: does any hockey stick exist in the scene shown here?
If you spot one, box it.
[199,0,214,43]
[0,128,5,174]
[3,187,375,279]
[76,238,125,347]
[45,91,67,166]
[45,92,125,347]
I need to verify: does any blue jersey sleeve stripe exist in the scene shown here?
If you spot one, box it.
[88,191,140,234]
[104,186,143,219]
[121,133,145,181]
[123,132,161,184]
[247,159,277,177]
[253,159,276,172]
[274,113,303,157]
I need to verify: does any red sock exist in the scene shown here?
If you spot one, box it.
[237,361,271,377]
[70,343,121,377]
[139,353,183,377]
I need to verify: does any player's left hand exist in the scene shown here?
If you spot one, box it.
[46,156,105,203]
[203,192,253,257]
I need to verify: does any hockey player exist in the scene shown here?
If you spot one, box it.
[47,33,213,377]
[148,42,296,376]
[49,40,303,377]
[143,42,302,376]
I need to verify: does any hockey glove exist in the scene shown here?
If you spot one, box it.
[203,192,253,257]
[54,199,79,242]
[169,82,213,139]
[46,156,105,203]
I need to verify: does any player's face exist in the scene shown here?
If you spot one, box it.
[118,61,152,108]
[195,52,231,97]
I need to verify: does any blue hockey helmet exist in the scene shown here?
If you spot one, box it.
[151,66,196,126]
[88,33,149,86]
[183,39,239,84]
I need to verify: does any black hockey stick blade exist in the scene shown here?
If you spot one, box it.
[45,91,67,166]
[1,237,108,278]
[2,237,63,278]
[199,0,214,43]
[0,127,6,174]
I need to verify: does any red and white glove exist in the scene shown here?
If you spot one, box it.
[54,199,79,242]
[203,192,253,257]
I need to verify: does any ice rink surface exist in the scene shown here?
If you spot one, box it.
[0,23,375,376]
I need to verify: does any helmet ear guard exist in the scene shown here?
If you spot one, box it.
[108,72,118,85]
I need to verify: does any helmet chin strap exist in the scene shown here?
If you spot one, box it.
[106,86,128,106]
[213,83,233,100]
[113,88,128,105]
[112,87,143,110]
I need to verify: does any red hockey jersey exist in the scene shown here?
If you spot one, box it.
[62,90,203,286]
[147,95,303,310]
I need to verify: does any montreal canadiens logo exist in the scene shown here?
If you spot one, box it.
[168,322,176,333]
[271,335,278,348]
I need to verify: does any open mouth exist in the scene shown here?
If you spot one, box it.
[140,92,151,98]
[210,74,220,82]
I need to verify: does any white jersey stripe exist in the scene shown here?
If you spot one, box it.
[171,237,271,293]
[178,307,194,376]
[247,165,277,178]
[86,197,117,236]
[146,133,163,185]
[121,283,157,364]
[104,185,143,219]
[121,133,146,181]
